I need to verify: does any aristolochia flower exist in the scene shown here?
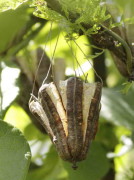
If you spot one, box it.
[29,77,102,169]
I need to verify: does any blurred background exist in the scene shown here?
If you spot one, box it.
[0,0,134,180]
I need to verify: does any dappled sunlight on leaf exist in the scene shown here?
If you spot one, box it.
[4,104,31,132]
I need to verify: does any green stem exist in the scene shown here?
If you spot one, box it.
[0,61,3,119]
[101,24,133,75]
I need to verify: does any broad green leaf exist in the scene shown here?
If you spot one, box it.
[0,120,31,180]
[101,87,134,130]
[0,4,31,53]
[63,142,110,180]
[0,0,28,12]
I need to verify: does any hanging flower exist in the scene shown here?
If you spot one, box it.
[29,77,102,169]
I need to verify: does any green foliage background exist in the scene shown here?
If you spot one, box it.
[0,0,134,180]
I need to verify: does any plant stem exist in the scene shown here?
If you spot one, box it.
[101,24,133,75]
[0,61,3,119]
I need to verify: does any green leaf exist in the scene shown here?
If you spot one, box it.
[32,0,65,22]
[4,104,31,133]
[120,82,133,94]
[62,142,110,180]
[43,160,67,180]
[0,0,28,12]
[0,4,31,53]
[101,87,134,130]
[84,43,104,50]
[33,0,111,37]
[86,49,105,59]
[0,120,31,180]
[24,123,45,141]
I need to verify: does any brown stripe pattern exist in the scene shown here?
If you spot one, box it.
[39,86,71,161]
[66,77,83,160]
[29,77,102,169]
[79,82,102,161]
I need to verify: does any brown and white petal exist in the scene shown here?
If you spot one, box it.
[38,83,71,161]
[29,77,102,168]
